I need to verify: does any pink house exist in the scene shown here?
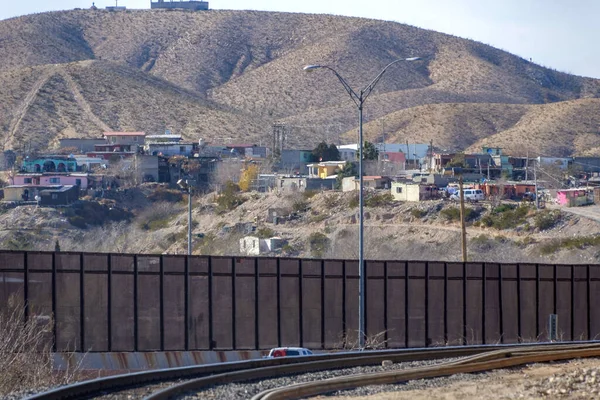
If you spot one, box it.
[556,189,593,207]
[11,173,90,189]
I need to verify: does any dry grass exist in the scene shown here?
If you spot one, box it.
[0,9,599,153]
[0,295,81,396]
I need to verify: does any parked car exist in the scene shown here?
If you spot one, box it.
[264,347,313,358]
[450,189,485,202]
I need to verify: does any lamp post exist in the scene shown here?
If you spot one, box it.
[304,57,421,348]
[177,179,193,255]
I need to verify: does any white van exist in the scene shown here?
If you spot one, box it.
[450,189,485,202]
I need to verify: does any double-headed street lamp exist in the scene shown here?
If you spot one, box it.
[304,56,421,348]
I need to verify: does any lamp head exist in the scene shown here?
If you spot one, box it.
[405,57,421,61]
[303,65,323,72]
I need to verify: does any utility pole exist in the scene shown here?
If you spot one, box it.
[458,176,468,262]
[534,159,539,210]
[429,140,434,173]
[525,151,529,181]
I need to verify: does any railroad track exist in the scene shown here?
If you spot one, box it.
[27,342,600,400]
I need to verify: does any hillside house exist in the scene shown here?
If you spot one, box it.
[279,150,314,174]
[145,134,196,157]
[307,161,347,179]
[391,182,436,202]
[2,185,79,205]
[58,138,105,153]
[341,176,392,192]
[239,236,287,256]
[227,144,269,159]
[276,177,336,192]
[476,181,537,200]
[87,132,145,160]
[11,173,91,189]
[21,157,78,173]
[556,188,594,207]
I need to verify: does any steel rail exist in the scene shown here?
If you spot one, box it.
[142,342,600,400]
[25,344,523,400]
[253,344,600,400]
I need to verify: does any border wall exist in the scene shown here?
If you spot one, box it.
[1,251,597,352]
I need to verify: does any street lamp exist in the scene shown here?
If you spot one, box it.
[177,179,192,255]
[304,56,421,348]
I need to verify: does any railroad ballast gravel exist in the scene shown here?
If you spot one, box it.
[179,358,461,399]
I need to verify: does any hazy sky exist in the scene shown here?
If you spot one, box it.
[1,0,598,78]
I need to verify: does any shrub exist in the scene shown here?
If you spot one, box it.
[481,204,531,230]
[216,181,244,212]
[309,213,328,223]
[323,194,338,208]
[364,192,394,207]
[256,226,276,238]
[0,296,80,396]
[303,190,319,199]
[540,235,600,254]
[138,201,182,231]
[292,199,309,213]
[470,234,494,251]
[147,188,183,203]
[68,216,87,229]
[410,208,427,219]
[440,207,461,221]
[534,210,561,231]
[308,232,329,258]
[349,194,359,208]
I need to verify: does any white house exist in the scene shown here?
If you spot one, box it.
[240,236,287,256]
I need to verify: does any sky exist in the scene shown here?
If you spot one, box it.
[1,0,599,78]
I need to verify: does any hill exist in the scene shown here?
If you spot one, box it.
[0,9,599,154]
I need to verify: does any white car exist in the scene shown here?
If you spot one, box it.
[450,189,485,202]
[264,347,313,358]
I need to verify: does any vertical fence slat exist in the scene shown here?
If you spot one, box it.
[23,252,29,321]
[79,253,85,352]
[342,260,347,341]
[425,261,429,347]
[462,262,467,345]
[517,264,522,342]
[320,259,325,350]
[133,254,139,351]
[587,264,591,341]
[255,257,260,350]
[276,257,281,348]
[184,255,189,351]
[404,262,409,348]
[383,261,388,348]
[535,263,540,339]
[443,262,448,344]
[51,252,57,352]
[298,259,303,347]
[231,257,236,350]
[570,265,574,341]
[159,255,165,351]
[208,256,214,350]
[498,264,504,344]
[482,263,486,345]
[107,254,112,352]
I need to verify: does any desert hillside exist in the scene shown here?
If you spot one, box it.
[0,9,599,154]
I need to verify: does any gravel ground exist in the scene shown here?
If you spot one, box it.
[319,358,600,400]
[179,358,459,399]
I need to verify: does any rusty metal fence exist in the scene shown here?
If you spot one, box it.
[1,251,599,352]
